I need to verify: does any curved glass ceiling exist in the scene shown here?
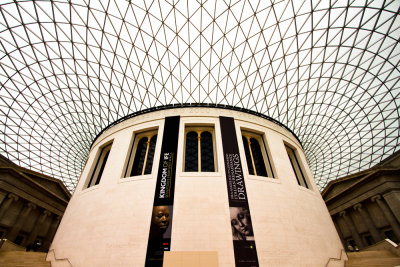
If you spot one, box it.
[0,0,399,191]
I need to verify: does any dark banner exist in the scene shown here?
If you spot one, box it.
[145,116,180,267]
[220,116,259,267]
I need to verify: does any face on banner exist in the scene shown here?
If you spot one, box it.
[230,207,254,241]
[150,205,173,239]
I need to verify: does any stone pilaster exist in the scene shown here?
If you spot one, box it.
[0,193,19,219]
[41,215,61,251]
[24,210,51,247]
[383,191,400,223]
[7,203,36,242]
[371,195,400,241]
[332,216,346,248]
[340,210,365,248]
[353,203,383,243]
[0,191,7,206]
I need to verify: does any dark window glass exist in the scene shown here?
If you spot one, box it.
[185,131,198,172]
[126,132,158,177]
[242,133,274,177]
[144,135,157,174]
[201,131,215,172]
[287,152,301,185]
[131,137,148,176]
[286,145,308,188]
[15,235,24,245]
[95,150,110,185]
[364,235,374,246]
[384,230,399,243]
[250,137,268,177]
[242,136,254,175]
[87,144,112,188]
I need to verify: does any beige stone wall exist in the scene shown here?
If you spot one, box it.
[48,107,345,266]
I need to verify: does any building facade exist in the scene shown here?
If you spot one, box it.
[322,151,400,250]
[0,155,71,251]
[49,107,345,266]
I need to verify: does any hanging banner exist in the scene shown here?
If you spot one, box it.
[145,116,180,267]
[220,116,259,267]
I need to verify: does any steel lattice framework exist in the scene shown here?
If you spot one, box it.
[0,0,399,191]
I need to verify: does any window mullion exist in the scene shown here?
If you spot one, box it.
[213,132,216,172]
[247,136,258,176]
[141,135,151,175]
[197,131,201,172]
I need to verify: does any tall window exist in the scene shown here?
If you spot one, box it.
[87,143,112,188]
[184,127,216,172]
[285,144,309,188]
[125,130,157,177]
[242,131,274,177]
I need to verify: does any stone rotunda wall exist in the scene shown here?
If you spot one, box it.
[48,107,345,266]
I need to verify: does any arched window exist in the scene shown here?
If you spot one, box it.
[144,135,157,174]
[200,131,215,172]
[285,144,308,188]
[87,143,112,188]
[125,130,158,177]
[184,127,216,172]
[242,132,274,177]
[131,137,149,176]
[185,131,198,172]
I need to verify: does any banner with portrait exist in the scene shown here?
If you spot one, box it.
[220,116,259,267]
[145,116,180,267]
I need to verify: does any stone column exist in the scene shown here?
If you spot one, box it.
[371,195,400,241]
[23,210,51,247]
[353,203,383,243]
[0,193,19,219]
[41,215,61,251]
[339,210,365,248]
[0,191,7,206]
[383,191,400,223]
[332,216,346,248]
[7,203,36,242]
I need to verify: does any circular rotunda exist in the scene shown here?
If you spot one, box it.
[49,107,344,266]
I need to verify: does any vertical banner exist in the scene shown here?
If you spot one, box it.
[220,116,259,267]
[145,116,180,267]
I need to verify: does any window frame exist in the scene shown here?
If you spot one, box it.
[124,129,158,178]
[241,130,274,178]
[183,125,217,173]
[86,142,113,188]
[284,143,309,189]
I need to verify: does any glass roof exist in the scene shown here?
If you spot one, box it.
[0,0,399,192]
